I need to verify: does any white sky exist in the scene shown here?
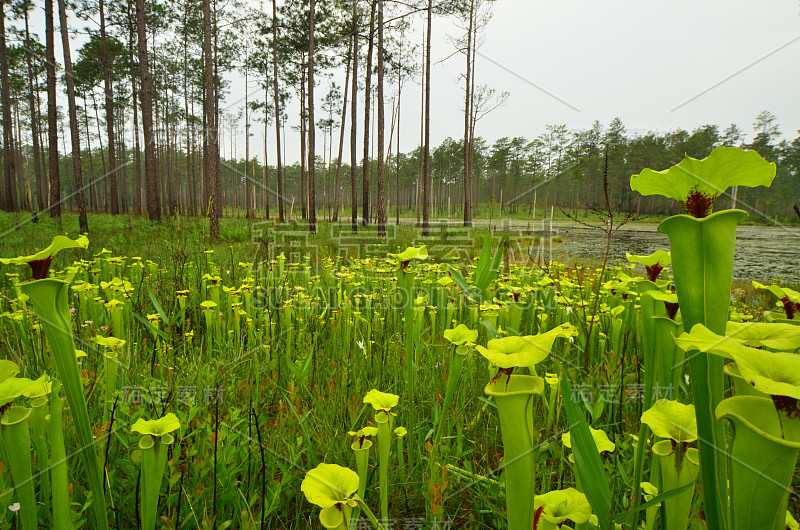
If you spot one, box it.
[19,0,800,165]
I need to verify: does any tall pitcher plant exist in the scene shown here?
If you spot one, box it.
[1,235,110,530]
[630,146,775,529]
[674,325,800,530]
[388,245,427,469]
[476,323,578,530]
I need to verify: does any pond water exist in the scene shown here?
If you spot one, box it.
[539,221,800,284]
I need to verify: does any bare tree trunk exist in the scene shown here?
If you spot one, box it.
[264,58,269,219]
[423,0,432,235]
[183,3,194,216]
[12,102,23,209]
[118,113,126,212]
[164,92,177,215]
[272,0,284,222]
[325,112,332,219]
[244,45,252,219]
[127,0,142,215]
[99,0,119,214]
[264,124,269,217]
[58,0,88,231]
[92,92,108,209]
[35,83,48,206]
[213,0,222,220]
[462,0,474,226]
[396,50,402,226]
[137,0,160,221]
[22,7,44,211]
[190,88,198,215]
[264,61,270,218]
[308,0,317,232]
[45,0,60,217]
[203,0,219,234]
[468,35,477,215]
[0,0,17,212]
[333,32,352,223]
[83,100,99,212]
[417,25,424,226]
[361,0,376,226]
[299,58,307,220]
[376,0,386,235]
[350,0,359,230]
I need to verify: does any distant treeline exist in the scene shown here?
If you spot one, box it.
[4,113,798,223]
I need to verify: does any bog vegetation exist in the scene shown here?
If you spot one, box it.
[1,147,800,530]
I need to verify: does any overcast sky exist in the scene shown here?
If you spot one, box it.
[224,0,800,165]
[23,0,800,165]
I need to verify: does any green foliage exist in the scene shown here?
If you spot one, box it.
[0,214,797,529]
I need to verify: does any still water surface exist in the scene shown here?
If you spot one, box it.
[528,221,800,283]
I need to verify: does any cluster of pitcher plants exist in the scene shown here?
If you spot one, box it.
[0,146,798,528]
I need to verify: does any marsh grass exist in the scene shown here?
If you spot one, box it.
[0,212,796,528]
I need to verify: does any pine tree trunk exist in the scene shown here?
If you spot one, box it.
[58,0,88,231]
[395,51,401,226]
[350,0,358,231]
[83,102,98,212]
[462,0,474,226]
[45,0,59,217]
[213,0,222,219]
[35,86,47,205]
[361,0,376,227]
[423,0,432,234]
[272,0,284,222]
[332,32,352,223]
[417,25,424,226]
[307,0,317,232]
[376,0,386,235]
[99,0,118,214]
[23,8,44,212]
[264,58,269,219]
[128,0,142,215]
[203,0,218,234]
[137,0,160,221]
[300,58,307,220]
[183,5,194,216]
[244,47,252,219]
[0,0,17,212]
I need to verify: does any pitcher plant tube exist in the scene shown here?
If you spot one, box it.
[435,324,478,448]
[388,246,427,473]
[3,235,110,530]
[641,400,699,530]
[0,363,47,530]
[630,145,776,530]
[479,322,578,530]
[675,323,800,530]
[363,389,399,524]
[131,413,181,530]
[301,463,384,530]
[347,426,377,525]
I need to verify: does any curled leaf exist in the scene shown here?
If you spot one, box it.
[630,146,775,217]
[1,235,89,279]
[300,462,359,511]
[534,487,593,528]
[562,426,615,454]
[363,389,399,412]
[476,323,578,369]
[443,324,478,346]
[131,412,181,438]
[641,399,697,443]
